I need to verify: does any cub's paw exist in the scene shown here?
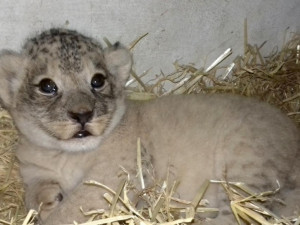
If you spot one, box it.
[36,184,64,221]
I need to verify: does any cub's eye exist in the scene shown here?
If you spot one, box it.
[39,78,58,95]
[91,73,106,90]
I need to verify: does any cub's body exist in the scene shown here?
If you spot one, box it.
[0,29,298,225]
[20,95,300,224]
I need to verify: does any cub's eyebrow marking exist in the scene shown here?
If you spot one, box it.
[94,62,104,69]
[28,64,48,80]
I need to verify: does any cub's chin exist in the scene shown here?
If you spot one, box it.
[57,129,104,152]
[57,135,104,152]
[33,130,103,152]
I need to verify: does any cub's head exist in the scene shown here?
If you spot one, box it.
[0,29,132,152]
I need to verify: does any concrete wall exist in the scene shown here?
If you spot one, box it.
[0,0,299,80]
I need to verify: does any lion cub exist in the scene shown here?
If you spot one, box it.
[0,29,299,224]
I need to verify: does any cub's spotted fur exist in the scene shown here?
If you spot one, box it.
[0,29,299,224]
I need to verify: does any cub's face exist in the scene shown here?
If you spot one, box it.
[0,29,132,152]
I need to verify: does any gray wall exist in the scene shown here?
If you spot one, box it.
[0,0,299,80]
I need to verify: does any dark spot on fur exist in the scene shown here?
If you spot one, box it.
[221,210,231,215]
[49,28,60,36]
[222,198,228,203]
[41,48,49,54]
[56,193,63,202]
[28,48,33,55]
[113,42,120,49]
[241,162,255,170]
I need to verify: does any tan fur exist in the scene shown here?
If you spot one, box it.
[0,29,299,224]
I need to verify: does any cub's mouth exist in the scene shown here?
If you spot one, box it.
[73,130,92,138]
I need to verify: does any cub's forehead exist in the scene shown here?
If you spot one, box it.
[22,29,104,73]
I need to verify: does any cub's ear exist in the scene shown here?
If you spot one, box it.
[0,50,25,109]
[104,42,132,87]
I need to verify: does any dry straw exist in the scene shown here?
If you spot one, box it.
[0,29,299,225]
[126,31,300,127]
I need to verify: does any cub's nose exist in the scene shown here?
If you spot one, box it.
[68,110,93,126]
